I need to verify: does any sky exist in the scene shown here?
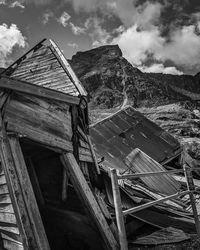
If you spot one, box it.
[1,0,200,75]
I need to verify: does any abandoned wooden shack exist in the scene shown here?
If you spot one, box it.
[0,39,119,250]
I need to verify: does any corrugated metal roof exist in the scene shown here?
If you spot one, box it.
[125,148,181,195]
[2,39,87,97]
[90,106,180,172]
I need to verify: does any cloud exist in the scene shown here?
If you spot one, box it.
[0,23,26,67]
[67,42,78,49]
[139,64,183,75]
[69,22,86,35]
[57,11,71,27]
[42,10,54,24]
[64,0,200,74]
[10,1,25,8]
[84,17,111,47]
[156,25,200,67]
[64,0,163,27]
[112,24,163,66]
[112,20,200,72]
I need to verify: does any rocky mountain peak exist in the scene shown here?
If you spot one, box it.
[70,44,200,109]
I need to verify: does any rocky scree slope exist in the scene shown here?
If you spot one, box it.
[69,45,200,109]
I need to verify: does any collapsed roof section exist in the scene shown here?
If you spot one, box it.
[90,106,181,171]
[1,39,87,97]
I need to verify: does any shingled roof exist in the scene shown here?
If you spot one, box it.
[1,39,87,97]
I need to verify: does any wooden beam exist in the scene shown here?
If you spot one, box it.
[60,152,119,250]
[110,169,128,250]
[0,76,80,105]
[123,190,190,216]
[8,136,50,249]
[118,169,184,180]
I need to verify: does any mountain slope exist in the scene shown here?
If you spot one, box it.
[69,45,199,109]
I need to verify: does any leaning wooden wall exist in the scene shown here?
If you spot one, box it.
[0,88,118,250]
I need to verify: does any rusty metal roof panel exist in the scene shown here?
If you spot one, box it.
[2,39,87,97]
[90,106,180,171]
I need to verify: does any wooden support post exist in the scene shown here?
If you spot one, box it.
[110,169,128,250]
[61,152,119,250]
[183,163,200,237]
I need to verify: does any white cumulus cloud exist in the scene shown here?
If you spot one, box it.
[69,22,86,35]
[0,23,26,67]
[57,11,71,27]
[10,1,25,8]
[42,10,54,24]
[139,64,183,75]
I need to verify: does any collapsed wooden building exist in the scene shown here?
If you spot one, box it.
[0,39,118,250]
[0,38,199,250]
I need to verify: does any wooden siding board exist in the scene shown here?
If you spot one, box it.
[0,76,80,105]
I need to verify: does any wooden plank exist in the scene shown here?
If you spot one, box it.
[0,225,19,234]
[5,98,72,141]
[9,136,50,249]
[0,204,14,213]
[123,190,190,216]
[0,184,9,195]
[6,117,73,152]
[0,175,7,185]
[1,232,22,244]
[119,169,184,179]
[0,194,11,204]
[60,152,118,250]
[0,76,80,105]
[3,239,23,250]
[0,213,16,224]
[110,169,128,250]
